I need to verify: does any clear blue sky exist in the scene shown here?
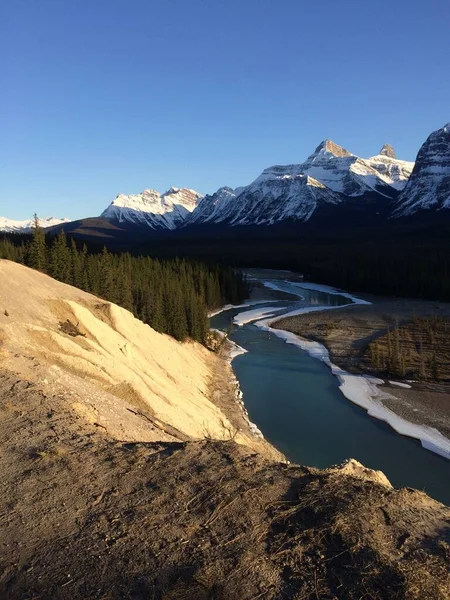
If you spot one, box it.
[1,0,449,220]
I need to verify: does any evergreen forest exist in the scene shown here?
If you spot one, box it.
[132,220,450,303]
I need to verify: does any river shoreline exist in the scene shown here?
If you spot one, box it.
[271,291,450,460]
[210,276,450,503]
[207,327,285,462]
[212,274,450,461]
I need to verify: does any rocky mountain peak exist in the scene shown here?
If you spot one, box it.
[313,139,352,158]
[379,144,396,159]
[162,187,203,207]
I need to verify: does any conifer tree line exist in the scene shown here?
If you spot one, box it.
[367,315,449,381]
[0,217,249,343]
[152,227,450,302]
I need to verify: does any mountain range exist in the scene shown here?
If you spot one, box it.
[1,122,449,235]
[0,216,70,234]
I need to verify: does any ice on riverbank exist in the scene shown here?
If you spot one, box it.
[233,305,287,326]
[269,304,354,321]
[255,315,450,461]
[208,300,270,318]
[229,340,248,359]
[260,280,305,299]
[290,281,372,305]
[211,329,248,359]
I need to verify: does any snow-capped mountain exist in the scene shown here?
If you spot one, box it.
[0,216,70,234]
[101,187,203,230]
[299,140,412,197]
[393,123,450,217]
[187,141,414,226]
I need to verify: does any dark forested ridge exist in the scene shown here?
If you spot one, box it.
[0,221,249,343]
[48,210,450,302]
[131,219,450,302]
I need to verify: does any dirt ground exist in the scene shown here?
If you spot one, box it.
[274,296,450,440]
[1,369,450,600]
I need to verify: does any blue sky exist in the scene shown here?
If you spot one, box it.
[1,0,449,220]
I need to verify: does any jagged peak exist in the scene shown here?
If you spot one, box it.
[111,189,160,204]
[213,186,236,196]
[312,139,352,158]
[379,144,396,159]
[163,187,203,198]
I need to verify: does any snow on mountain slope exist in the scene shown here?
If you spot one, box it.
[229,174,341,226]
[187,141,413,226]
[0,216,70,233]
[393,123,450,216]
[301,141,412,197]
[364,154,414,191]
[188,187,238,224]
[101,187,203,229]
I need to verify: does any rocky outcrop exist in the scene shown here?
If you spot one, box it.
[380,143,397,158]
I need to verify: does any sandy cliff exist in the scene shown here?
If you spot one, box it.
[0,259,262,447]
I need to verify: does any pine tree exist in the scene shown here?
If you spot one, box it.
[50,230,71,283]
[70,238,83,288]
[419,340,426,379]
[99,247,115,300]
[29,214,47,272]
[151,288,165,333]
[430,353,439,381]
[117,268,134,312]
